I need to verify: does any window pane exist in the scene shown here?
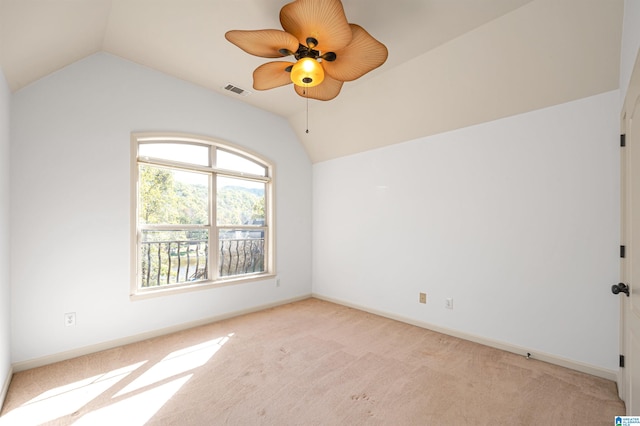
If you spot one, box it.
[141,229,209,287]
[218,229,265,277]
[139,165,209,225]
[134,133,273,292]
[217,149,266,176]
[216,176,265,226]
[140,143,209,166]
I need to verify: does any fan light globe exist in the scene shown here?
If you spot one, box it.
[290,57,324,87]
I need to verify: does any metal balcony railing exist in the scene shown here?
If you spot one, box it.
[140,238,264,287]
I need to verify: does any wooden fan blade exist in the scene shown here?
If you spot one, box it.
[253,61,295,90]
[294,72,343,101]
[280,0,352,53]
[322,24,388,82]
[225,30,299,58]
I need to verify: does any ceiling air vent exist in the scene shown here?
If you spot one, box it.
[223,83,251,97]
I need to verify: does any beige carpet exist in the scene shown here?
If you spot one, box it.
[0,298,625,425]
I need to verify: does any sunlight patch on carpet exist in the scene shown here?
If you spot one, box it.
[114,334,231,397]
[73,375,193,426]
[0,362,146,425]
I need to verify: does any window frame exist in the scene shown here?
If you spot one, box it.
[130,132,275,299]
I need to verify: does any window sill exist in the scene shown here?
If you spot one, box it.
[130,273,276,300]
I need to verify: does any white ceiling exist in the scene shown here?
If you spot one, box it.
[0,0,624,163]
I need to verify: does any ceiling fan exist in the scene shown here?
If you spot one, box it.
[225,0,388,101]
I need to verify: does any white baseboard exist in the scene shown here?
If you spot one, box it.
[0,366,12,414]
[312,293,617,382]
[11,293,617,382]
[12,294,311,373]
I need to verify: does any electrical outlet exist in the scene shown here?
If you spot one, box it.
[445,298,453,310]
[419,293,427,304]
[276,277,281,287]
[64,312,76,327]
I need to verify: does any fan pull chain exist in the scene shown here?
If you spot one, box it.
[305,88,309,134]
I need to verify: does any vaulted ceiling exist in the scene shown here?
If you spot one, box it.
[0,0,623,163]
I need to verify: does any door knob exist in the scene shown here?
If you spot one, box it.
[612,283,630,297]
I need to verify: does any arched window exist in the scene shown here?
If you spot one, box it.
[131,133,273,297]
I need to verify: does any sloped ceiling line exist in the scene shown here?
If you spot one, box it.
[0,0,623,163]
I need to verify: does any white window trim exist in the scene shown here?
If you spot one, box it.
[130,132,275,299]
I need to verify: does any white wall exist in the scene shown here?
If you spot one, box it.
[0,69,12,402]
[10,52,312,364]
[313,90,620,372]
[620,0,640,107]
